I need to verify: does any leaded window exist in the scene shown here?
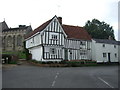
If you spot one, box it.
[7,36,12,47]
[17,35,22,46]
[50,48,56,54]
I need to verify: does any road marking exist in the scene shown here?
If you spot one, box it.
[98,77,114,88]
[57,72,59,75]
[51,72,59,87]
[55,75,58,79]
[52,81,56,87]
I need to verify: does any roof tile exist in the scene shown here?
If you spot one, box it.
[25,19,51,38]
[63,25,91,40]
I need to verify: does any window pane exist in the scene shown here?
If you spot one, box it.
[115,53,117,58]
[103,53,106,57]
[50,48,56,54]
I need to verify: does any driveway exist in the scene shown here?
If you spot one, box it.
[2,64,118,88]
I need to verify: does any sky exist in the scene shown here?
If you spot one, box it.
[0,0,119,40]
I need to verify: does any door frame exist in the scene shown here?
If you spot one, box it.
[64,49,68,60]
[108,53,111,63]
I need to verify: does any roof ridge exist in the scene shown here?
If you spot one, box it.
[63,24,83,28]
[25,16,91,40]
[94,38,116,41]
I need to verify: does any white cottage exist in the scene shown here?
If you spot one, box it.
[118,41,120,63]
[25,16,92,62]
[92,39,119,63]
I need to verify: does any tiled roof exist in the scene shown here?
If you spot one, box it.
[26,19,52,38]
[26,16,91,40]
[63,25,91,40]
[94,39,118,45]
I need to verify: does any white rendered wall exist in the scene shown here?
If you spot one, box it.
[29,46,43,61]
[92,40,118,63]
[118,45,120,63]
[26,34,41,49]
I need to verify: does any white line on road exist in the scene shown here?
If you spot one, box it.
[51,72,59,87]
[57,72,59,75]
[52,81,56,87]
[55,75,58,79]
[98,77,114,88]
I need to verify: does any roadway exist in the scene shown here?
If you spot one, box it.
[2,64,118,88]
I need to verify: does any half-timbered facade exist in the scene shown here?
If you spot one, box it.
[25,16,92,61]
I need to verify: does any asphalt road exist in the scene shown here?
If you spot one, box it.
[2,64,118,88]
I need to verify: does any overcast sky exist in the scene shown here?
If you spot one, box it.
[0,0,119,40]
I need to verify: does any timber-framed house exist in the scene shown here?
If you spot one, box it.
[25,15,92,61]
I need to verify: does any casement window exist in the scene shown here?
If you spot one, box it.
[80,41,85,45]
[80,50,86,55]
[103,53,106,57]
[114,45,116,48]
[51,35,58,40]
[115,53,117,58]
[17,35,22,46]
[50,48,56,54]
[103,44,105,47]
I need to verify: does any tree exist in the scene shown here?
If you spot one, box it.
[84,19,115,40]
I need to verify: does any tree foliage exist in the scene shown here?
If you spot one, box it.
[84,19,115,40]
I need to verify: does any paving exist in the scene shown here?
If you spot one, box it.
[2,63,118,88]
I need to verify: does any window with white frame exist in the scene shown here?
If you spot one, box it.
[115,53,117,58]
[80,41,85,45]
[114,45,116,48]
[51,35,58,40]
[103,53,106,57]
[80,50,86,55]
[103,44,105,47]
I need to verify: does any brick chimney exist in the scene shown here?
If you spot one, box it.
[58,17,62,24]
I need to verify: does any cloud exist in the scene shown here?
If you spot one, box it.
[0,0,119,39]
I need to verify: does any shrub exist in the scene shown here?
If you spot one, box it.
[62,60,97,67]
[9,61,17,64]
[59,60,66,64]
[2,51,26,59]
[46,61,53,64]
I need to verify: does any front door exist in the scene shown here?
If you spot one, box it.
[64,49,68,60]
[108,53,111,63]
